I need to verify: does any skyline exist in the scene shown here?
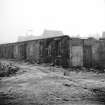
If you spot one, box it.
[0,0,105,43]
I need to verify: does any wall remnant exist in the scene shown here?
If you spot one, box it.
[0,35,105,69]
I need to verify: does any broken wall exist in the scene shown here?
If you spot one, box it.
[97,39,105,68]
[14,43,27,60]
[70,38,83,67]
[83,38,100,67]
[26,40,40,63]
[38,35,70,67]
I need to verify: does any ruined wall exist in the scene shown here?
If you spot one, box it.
[0,44,14,59]
[1,35,105,68]
[14,44,19,59]
[14,43,27,60]
[7,45,14,59]
[58,36,70,67]
[0,46,2,58]
[70,38,83,67]
[38,36,70,67]
[38,38,53,63]
[97,39,105,68]
[26,40,40,63]
[83,39,93,67]
[0,45,6,58]
[11,35,70,68]
[92,41,100,67]
[83,38,100,67]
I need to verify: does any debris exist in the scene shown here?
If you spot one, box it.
[0,62,19,77]
[64,71,70,76]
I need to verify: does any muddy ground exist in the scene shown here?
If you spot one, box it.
[0,59,105,105]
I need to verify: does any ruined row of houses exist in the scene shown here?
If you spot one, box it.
[0,35,105,68]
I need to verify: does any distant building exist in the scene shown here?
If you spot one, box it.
[42,30,64,37]
[17,30,64,42]
[18,35,39,42]
[17,29,38,42]
[102,32,105,38]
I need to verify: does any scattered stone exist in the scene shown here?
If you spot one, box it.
[0,62,19,77]
[64,71,70,76]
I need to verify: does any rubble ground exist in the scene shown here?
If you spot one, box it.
[0,59,105,105]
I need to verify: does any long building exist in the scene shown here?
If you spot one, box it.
[0,35,105,68]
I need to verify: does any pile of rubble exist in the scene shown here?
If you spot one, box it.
[0,62,19,77]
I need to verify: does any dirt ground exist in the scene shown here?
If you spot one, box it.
[0,59,105,105]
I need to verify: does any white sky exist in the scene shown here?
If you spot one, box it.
[0,0,105,43]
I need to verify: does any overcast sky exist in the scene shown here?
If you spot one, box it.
[0,0,105,43]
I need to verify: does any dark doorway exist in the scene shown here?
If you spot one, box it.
[83,45,92,67]
[19,44,27,59]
